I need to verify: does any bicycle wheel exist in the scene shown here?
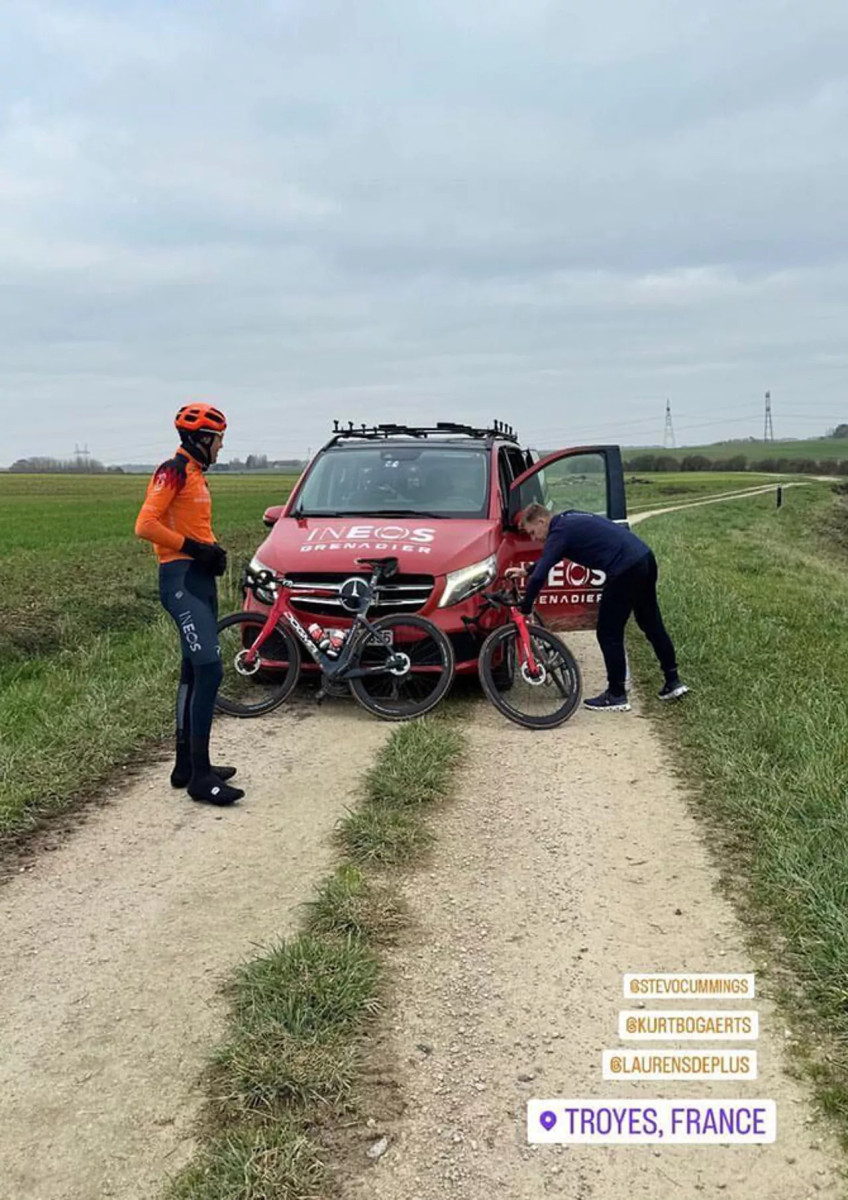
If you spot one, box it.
[215,611,301,716]
[479,622,582,729]
[348,614,454,720]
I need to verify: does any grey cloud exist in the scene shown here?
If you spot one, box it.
[1,0,846,463]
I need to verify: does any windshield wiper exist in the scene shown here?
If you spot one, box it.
[292,509,448,519]
[366,509,446,519]
[291,510,347,517]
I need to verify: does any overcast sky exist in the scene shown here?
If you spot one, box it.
[1,0,847,465]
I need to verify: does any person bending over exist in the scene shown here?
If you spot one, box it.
[507,503,688,712]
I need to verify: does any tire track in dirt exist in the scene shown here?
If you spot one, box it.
[340,645,845,1199]
[338,488,844,1198]
[0,697,389,1200]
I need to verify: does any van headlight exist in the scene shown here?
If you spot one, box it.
[249,555,278,604]
[438,554,497,607]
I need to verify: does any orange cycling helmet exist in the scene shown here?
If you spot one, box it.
[175,403,227,434]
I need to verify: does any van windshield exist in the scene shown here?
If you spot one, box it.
[293,446,489,518]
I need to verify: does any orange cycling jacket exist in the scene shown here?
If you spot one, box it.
[135,448,216,564]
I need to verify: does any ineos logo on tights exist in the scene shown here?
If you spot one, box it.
[179,609,202,653]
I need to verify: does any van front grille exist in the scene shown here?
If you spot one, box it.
[283,572,435,618]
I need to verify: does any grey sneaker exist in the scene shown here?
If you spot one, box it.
[584,689,631,712]
[659,678,689,701]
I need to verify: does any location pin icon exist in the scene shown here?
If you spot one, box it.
[540,1110,557,1131]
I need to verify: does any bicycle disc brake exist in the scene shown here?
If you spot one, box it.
[235,649,262,676]
[520,660,548,686]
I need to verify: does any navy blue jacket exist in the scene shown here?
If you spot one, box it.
[523,511,650,610]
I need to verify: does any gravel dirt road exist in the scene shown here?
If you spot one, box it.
[0,698,389,1200]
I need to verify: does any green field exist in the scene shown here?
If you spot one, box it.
[0,472,295,838]
[625,471,795,512]
[624,436,848,465]
[631,481,848,1122]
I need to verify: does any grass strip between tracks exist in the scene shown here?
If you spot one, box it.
[629,482,848,1146]
[163,707,467,1200]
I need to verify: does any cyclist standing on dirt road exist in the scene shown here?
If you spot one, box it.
[134,404,244,805]
[507,503,689,713]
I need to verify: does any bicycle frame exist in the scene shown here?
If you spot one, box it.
[242,569,403,682]
[512,607,541,676]
[480,581,542,676]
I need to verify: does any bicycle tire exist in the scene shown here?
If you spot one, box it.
[215,611,301,716]
[478,622,582,729]
[489,628,516,690]
[348,614,454,721]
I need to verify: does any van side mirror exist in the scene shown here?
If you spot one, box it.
[263,504,285,527]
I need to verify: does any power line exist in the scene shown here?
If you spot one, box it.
[526,410,765,444]
[530,405,762,434]
[674,413,773,433]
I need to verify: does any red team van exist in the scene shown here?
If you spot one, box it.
[245,421,627,675]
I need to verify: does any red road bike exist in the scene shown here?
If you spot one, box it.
[476,580,582,729]
[215,555,454,721]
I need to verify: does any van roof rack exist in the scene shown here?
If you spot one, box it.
[328,419,519,444]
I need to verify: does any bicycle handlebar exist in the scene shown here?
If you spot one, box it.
[481,579,524,609]
[245,567,289,591]
[243,559,391,600]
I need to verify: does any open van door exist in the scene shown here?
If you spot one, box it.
[502,446,627,631]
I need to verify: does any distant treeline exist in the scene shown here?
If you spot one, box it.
[209,456,305,472]
[7,457,123,474]
[623,453,848,475]
[4,454,306,474]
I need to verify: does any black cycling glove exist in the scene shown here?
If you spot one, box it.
[182,537,228,576]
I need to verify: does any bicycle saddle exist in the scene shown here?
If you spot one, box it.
[355,556,399,578]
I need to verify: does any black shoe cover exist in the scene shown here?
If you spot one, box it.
[187,773,244,805]
[171,764,237,789]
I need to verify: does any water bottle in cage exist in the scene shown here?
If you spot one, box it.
[326,628,347,658]
[307,622,331,652]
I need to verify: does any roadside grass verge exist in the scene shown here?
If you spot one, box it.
[629,483,848,1136]
[0,473,294,841]
[162,704,467,1200]
[0,620,176,836]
